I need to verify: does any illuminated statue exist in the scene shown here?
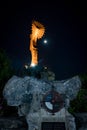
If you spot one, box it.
[29,20,45,67]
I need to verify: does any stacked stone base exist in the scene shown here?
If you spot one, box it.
[26,108,76,130]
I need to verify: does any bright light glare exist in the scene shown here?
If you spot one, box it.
[30,63,36,67]
[24,65,28,69]
[43,39,47,44]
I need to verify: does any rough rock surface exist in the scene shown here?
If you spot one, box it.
[41,70,55,81]
[3,75,81,130]
[75,113,87,130]
[0,117,27,130]
[3,75,81,110]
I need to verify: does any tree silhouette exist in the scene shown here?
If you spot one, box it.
[0,49,12,96]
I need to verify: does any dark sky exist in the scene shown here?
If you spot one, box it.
[0,1,87,80]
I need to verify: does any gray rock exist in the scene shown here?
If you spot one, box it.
[53,75,81,100]
[41,70,55,81]
[3,75,81,106]
[0,117,27,129]
[75,113,87,130]
[3,75,81,130]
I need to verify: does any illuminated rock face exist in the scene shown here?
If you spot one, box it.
[3,75,81,130]
[30,21,45,67]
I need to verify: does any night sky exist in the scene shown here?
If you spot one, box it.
[0,1,87,80]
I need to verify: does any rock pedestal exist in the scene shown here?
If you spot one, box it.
[26,108,76,130]
[3,75,81,130]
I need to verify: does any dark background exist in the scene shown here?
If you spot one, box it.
[0,1,87,80]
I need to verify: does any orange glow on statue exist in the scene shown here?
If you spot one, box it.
[29,21,45,67]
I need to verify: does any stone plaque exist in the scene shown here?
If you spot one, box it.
[42,122,66,130]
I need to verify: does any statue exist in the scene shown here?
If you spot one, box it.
[29,20,45,67]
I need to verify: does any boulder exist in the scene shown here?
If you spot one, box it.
[3,75,81,130]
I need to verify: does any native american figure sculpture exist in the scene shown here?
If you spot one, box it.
[29,21,45,67]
